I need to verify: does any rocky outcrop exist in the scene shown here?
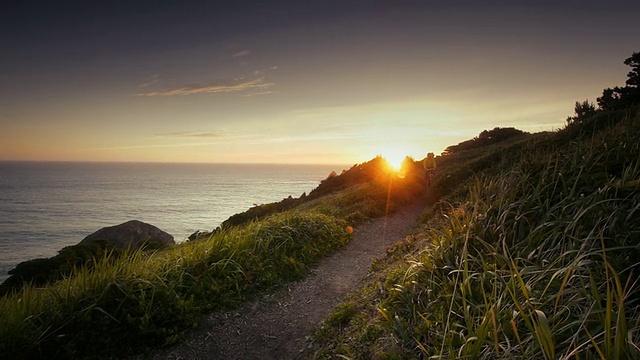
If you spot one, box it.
[1,220,174,296]
[79,220,174,249]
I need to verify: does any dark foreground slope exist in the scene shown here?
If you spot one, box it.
[307,108,640,359]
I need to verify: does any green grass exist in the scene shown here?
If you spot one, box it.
[0,212,350,359]
[309,109,640,359]
[0,150,427,359]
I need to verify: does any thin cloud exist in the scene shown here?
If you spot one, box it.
[91,134,257,151]
[240,90,275,97]
[138,77,274,97]
[156,131,228,138]
[93,142,222,151]
[231,50,250,58]
[138,74,161,88]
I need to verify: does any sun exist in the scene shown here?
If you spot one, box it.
[381,148,406,171]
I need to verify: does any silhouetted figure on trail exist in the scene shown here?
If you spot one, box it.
[423,152,436,188]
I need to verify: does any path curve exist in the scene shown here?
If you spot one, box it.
[145,203,425,360]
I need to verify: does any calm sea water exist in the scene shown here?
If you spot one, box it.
[0,162,345,282]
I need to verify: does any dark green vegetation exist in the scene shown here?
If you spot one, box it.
[0,155,425,359]
[1,220,174,296]
[0,241,126,296]
[309,53,640,359]
[442,127,529,155]
[596,52,640,112]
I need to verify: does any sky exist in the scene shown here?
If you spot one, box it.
[1,0,639,165]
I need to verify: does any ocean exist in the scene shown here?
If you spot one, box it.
[0,162,345,283]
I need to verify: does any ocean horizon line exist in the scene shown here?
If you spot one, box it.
[1,160,345,283]
[0,160,352,167]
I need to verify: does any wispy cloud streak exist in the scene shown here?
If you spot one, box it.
[93,142,226,151]
[156,131,228,138]
[231,50,250,58]
[138,74,161,88]
[138,77,273,97]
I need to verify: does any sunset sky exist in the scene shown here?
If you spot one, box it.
[1,0,639,164]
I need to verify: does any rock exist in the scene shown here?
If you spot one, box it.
[78,220,174,249]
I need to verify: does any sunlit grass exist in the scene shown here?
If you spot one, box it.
[0,211,350,358]
[310,109,640,359]
[0,150,429,359]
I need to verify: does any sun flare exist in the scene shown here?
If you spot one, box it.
[381,148,406,171]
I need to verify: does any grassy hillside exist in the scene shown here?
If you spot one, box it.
[308,107,640,359]
[218,155,425,229]
[0,156,425,359]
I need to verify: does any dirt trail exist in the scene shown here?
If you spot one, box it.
[145,203,426,360]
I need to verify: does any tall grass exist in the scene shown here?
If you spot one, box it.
[311,110,640,359]
[0,212,349,359]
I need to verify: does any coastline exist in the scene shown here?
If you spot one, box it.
[0,162,347,283]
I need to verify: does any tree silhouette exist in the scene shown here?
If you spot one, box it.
[597,52,640,111]
[597,87,624,111]
[624,51,640,87]
[443,127,527,154]
[567,99,596,125]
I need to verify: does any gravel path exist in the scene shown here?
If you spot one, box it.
[145,203,426,360]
